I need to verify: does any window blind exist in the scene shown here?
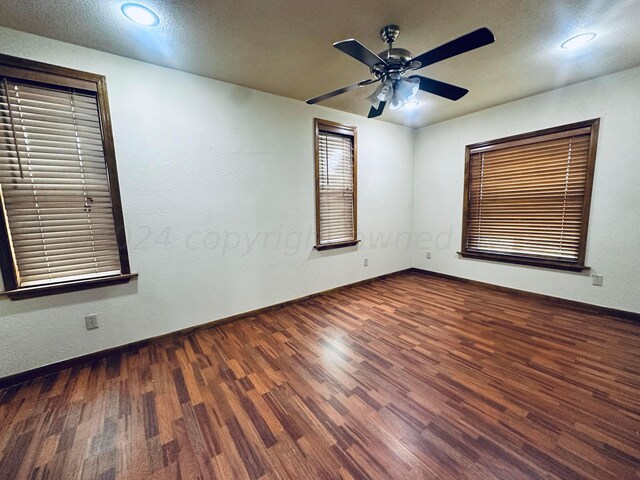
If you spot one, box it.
[0,79,121,287]
[317,131,355,245]
[464,126,595,265]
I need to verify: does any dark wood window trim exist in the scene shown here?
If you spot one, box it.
[314,240,361,251]
[460,119,600,271]
[457,251,590,272]
[0,273,138,300]
[0,53,134,299]
[313,118,358,250]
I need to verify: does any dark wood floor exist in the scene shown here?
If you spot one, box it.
[1,272,639,479]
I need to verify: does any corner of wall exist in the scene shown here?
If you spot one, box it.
[410,125,422,268]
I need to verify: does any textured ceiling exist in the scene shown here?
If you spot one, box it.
[0,0,639,128]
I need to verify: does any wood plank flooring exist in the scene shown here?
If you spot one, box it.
[1,271,639,479]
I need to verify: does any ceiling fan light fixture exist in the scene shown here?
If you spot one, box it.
[405,78,420,101]
[388,96,404,111]
[367,79,393,107]
[389,78,420,110]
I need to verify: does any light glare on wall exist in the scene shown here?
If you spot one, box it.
[121,3,160,26]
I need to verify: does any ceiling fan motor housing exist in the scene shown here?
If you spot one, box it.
[379,48,412,64]
[372,47,414,78]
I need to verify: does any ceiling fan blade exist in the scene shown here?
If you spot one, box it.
[412,27,495,70]
[306,78,378,104]
[334,39,388,69]
[368,101,386,118]
[409,75,469,101]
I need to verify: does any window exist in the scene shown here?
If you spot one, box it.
[314,119,358,250]
[460,119,599,271]
[0,54,134,298]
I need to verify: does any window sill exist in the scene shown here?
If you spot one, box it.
[457,251,590,272]
[315,240,360,251]
[0,273,138,300]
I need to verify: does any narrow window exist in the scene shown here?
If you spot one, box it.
[314,119,358,250]
[0,54,133,298]
[460,119,599,271]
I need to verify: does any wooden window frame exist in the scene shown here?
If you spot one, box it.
[459,119,600,272]
[313,118,359,251]
[0,53,136,299]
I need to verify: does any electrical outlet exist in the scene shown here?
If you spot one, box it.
[85,314,99,330]
[363,258,368,267]
[426,251,432,259]
[592,274,604,286]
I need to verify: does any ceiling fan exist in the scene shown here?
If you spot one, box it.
[306,25,495,118]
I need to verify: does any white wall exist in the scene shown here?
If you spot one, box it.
[0,27,415,378]
[413,66,640,314]
[2,26,638,379]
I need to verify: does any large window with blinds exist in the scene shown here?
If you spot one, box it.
[460,119,599,271]
[0,54,132,298]
[314,119,358,250]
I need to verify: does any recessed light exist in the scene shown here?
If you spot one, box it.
[121,3,160,27]
[561,33,596,50]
